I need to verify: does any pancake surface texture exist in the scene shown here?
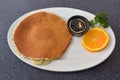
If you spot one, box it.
[14,12,72,64]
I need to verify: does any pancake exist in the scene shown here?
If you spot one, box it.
[14,12,72,64]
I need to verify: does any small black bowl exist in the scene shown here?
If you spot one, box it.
[67,15,90,37]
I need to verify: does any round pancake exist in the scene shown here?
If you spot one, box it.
[14,12,72,59]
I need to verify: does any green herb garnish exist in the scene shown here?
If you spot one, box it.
[90,13,109,28]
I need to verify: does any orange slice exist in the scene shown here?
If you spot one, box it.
[81,27,109,52]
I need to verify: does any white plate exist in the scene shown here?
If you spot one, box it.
[7,7,116,72]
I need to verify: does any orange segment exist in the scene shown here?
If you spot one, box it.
[81,27,109,52]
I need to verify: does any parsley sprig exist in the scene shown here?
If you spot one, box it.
[90,13,109,28]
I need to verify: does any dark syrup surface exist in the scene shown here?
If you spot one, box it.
[70,19,86,32]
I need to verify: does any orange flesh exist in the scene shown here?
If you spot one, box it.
[82,28,109,52]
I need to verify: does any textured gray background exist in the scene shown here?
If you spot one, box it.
[0,0,120,80]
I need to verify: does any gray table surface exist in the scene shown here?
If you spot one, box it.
[0,0,120,80]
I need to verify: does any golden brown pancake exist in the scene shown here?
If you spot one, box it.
[14,12,72,64]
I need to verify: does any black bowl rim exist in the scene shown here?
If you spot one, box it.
[67,15,90,37]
